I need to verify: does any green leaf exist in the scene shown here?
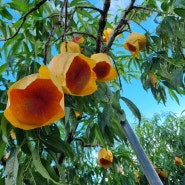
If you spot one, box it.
[111,90,122,112]
[46,150,66,183]
[31,148,61,185]
[0,6,13,20]
[43,2,53,15]
[8,35,24,57]
[1,115,11,145]
[98,109,109,130]
[102,125,114,145]
[0,178,5,185]
[168,89,179,104]
[69,0,88,6]
[174,8,185,18]
[41,158,59,182]
[161,2,168,11]
[121,97,141,122]
[174,0,185,9]
[40,135,74,158]
[87,124,96,144]
[0,20,7,38]
[0,141,6,160]
[5,150,19,185]
[32,171,54,185]
[94,124,105,147]
[16,158,31,185]
[96,82,112,102]
[111,115,126,141]
[76,12,93,34]
[177,86,185,95]
[7,1,29,12]
[0,63,7,74]
[0,103,6,111]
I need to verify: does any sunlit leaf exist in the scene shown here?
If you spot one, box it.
[0,6,13,20]
[7,1,29,12]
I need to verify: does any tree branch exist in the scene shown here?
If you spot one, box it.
[104,0,136,53]
[0,0,47,41]
[74,138,99,147]
[95,0,111,53]
[43,21,61,65]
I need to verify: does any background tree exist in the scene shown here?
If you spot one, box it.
[135,112,185,185]
[0,0,185,184]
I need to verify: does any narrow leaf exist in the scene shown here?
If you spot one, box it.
[0,7,13,20]
[41,135,74,158]
[1,115,11,145]
[0,63,7,74]
[168,89,179,105]
[0,141,6,160]
[94,124,105,147]
[121,97,141,122]
[31,148,61,185]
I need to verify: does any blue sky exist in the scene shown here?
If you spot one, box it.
[122,78,185,123]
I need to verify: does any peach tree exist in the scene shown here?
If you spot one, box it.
[0,0,185,184]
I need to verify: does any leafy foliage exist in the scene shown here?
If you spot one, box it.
[136,113,185,185]
[0,0,185,184]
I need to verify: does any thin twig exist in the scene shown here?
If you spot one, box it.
[64,0,68,42]
[0,0,47,41]
[59,1,65,23]
[74,138,99,147]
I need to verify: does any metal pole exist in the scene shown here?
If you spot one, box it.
[121,120,163,185]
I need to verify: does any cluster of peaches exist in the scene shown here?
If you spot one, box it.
[4,31,146,130]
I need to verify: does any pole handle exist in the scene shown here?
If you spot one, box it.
[121,120,163,185]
